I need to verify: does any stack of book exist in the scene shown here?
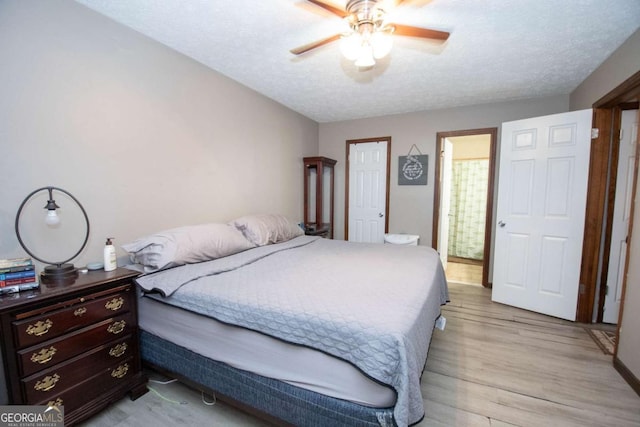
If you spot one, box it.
[0,257,40,295]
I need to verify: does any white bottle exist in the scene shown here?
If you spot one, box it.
[104,238,117,272]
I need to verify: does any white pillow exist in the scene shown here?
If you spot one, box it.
[121,223,255,273]
[230,214,303,247]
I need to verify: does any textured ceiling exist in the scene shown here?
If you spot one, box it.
[75,0,640,123]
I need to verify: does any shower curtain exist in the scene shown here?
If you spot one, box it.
[448,159,489,260]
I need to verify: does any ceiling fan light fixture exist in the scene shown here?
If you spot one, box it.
[354,44,375,68]
[340,32,362,61]
[371,29,393,59]
[292,0,450,68]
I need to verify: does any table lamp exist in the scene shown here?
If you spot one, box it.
[15,186,90,283]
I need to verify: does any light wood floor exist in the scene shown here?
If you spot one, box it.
[446,261,483,285]
[418,283,640,426]
[81,283,640,427]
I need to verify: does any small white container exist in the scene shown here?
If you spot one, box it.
[103,238,117,271]
[384,234,420,246]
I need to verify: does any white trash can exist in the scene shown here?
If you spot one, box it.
[384,234,419,246]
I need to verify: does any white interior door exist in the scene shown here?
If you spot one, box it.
[438,139,453,268]
[348,141,388,243]
[604,109,639,323]
[492,109,592,321]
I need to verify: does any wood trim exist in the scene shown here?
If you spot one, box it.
[596,107,622,322]
[576,108,612,322]
[330,160,335,239]
[613,356,640,397]
[484,129,498,289]
[432,137,442,253]
[594,70,640,108]
[432,128,497,288]
[620,101,640,111]
[432,134,444,250]
[344,137,391,240]
[345,143,350,240]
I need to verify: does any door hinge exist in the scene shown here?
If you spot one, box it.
[605,285,609,296]
[591,128,599,139]
[579,283,586,294]
[619,129,624,141]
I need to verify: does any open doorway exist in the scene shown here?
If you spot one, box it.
[433,128,497,287]
[598,104,639,323]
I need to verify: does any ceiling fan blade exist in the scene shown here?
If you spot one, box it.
[391,24,450,41]
[306,0,348,18]
[290,34,342,55]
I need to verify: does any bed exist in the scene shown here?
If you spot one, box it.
[124,216,449,427]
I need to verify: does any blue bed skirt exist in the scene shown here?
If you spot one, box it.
[140,331,396,427]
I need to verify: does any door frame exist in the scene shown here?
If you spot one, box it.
[577,70,640,323]
[432,127,497,288]
[344,137,391,240]
[596,102,640,323]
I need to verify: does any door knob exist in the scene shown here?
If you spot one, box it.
[379,213,384,218]
[498,220,506,228]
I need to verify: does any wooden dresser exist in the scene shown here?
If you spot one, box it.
[0,268,147,425]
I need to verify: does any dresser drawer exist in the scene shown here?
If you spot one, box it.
[18,312,135,377]
[23,334,138,403]
[37,357,135,414]
[13,287,133,348]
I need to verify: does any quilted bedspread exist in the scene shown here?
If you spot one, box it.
[136,236,449,427]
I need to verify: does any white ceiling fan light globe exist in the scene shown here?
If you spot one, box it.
[371,30,393,59]
[354,44,375,68]
[340,32,362,61]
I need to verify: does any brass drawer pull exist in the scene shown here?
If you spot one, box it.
[111,363,129,379]
[31,346,57,364]
[47,398,63,407]
[26,319,53,337]
[109,343,128,358]
[105,297,124,311]
[34,374,60,392]
[74,307,87,317]
[107,320,126,335]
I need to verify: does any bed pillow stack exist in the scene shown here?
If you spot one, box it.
[229,213,304,247]
[121,223,255,273]
[122,214,303,273]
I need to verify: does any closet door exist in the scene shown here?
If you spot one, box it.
[347,140,389,243]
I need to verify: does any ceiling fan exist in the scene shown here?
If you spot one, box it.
[291,0,450,67]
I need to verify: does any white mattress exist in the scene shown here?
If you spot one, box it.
[138,292,396,408]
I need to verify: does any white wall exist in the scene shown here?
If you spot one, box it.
[319,95,570,244]
[0,1,318,268]
[570,28,640,110]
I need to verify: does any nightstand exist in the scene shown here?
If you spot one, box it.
[0,268,148,425]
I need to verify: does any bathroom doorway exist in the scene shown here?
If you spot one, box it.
[433,128,497,287]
